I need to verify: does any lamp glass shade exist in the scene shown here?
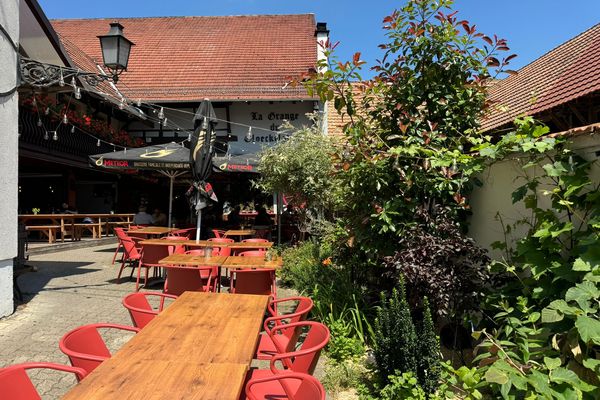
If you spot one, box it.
[98,22,134,73]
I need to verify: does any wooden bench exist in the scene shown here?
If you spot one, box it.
[25,225,61,243]
[73,223,100,239]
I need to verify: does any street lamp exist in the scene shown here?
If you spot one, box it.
[97,22,135,83]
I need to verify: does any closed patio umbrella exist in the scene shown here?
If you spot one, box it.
[89,142,190,227]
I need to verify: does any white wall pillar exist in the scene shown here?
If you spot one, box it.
[0,0,19,317]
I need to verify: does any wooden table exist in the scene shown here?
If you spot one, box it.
[62,292,269,400]
[140,239,273,250]
[222,256,283,270]
[158,255,228,267]
[224,229,256,238]
[129,227,178,235]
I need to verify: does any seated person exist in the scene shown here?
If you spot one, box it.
[60,202,77,214]
[152,208,167,226]
[254,206,272,226]
[133,206,154,225]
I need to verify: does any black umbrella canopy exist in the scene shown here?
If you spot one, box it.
[190,99,218,182]
[89,142,190,171]
[212,153,260,173]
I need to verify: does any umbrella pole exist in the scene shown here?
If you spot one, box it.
[168,176,174,227]
[196,208,201,242]
[277,193,282,245]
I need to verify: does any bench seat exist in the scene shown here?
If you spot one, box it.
[26,225,60,243]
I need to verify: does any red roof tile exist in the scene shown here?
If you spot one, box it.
[482,23,600,132]
[51,15,317,102]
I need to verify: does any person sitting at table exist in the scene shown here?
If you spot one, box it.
[133,206,154,225]
[227,206,241,228]
[60,202,77,214]
[254,206,271,226]
[152,208,167,226]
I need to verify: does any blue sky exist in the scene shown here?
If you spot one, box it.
[39,0,600,77]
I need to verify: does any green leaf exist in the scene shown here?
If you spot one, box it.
[565,281,599,310]
[512,185,528,204]
[582,358,600,373]
[573,258,592,272]
[543,356,562,370]
[550,367,597,392]
[575,316,600,345]
[484,366,509,385]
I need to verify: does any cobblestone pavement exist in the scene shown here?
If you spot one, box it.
[0,243,319,399]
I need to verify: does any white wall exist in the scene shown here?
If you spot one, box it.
[0,0,19,317]
[469,133,600,258]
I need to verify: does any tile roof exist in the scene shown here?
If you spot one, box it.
[51,15,318,102]
[482,23,600,132]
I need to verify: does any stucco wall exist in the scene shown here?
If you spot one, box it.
[0,0,19,317]
[469,133,600,258]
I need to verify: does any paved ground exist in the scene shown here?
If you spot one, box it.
[0,242,319,399]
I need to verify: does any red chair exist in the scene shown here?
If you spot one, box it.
[162,236,188,255]
[239,250,267,257]
[242,238,270,243]
[172,228,195,239]
[117,236,142,284]
[207,237,234,256]
[122,292,178,329]
[0,362,87,399]
[59,323,140,375]
[112,227,126,265]
[245,322,329,398]
[245,372,325,400]
[212,229,226,238]
[256,297,313,360]
[230,268,276,296]
[184,250,219,292]
[164,265,214,295]
[136,244,171,291]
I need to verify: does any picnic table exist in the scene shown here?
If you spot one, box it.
[139,238,274,250]
[61,292,269,400]
[158,254,283,270]
[19,213,134,243]
[128,226,179,236]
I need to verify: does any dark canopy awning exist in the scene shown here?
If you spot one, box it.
[89,142,190,171]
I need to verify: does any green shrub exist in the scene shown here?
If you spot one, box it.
[417,298,441,395]
[374,278,417,382]
[327,319,365,362]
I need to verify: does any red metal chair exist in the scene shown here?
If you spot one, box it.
[230,268,276,296]
[239,250,267,257]
[122,292,178,329]
[162,236,188,255]
[172,228,195,239]
[163,265,214,295]
[207,237,234,256]
[245,322,329,398]
[242,238,270,243]
[0,362,87,399]
[212,229,226,238]
[112,227,126,265]
[117,236,142,284]
[136,243,170,291]
[256,297,314,360]
[245,372,325,400]
[59,323,140,375]
[184,249,219,292]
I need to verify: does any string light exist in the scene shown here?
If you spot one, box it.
[52,131,58,141]
[245,126,253,141]
[119,97,125,110]
[43,131,49,140]
[136,99,141,107]
[158,107,164,120]
[71,125,75,133]
[74,86,81,100]
[58,69,65,86]
[63,114,68,124]
[45,107,50,115]
[71,77,76,88]
[32,96,37,107]
[97,139,101,147]
[163,117,168,127]
[37,118,42,127]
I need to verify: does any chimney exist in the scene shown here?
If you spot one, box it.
[315,22,329,74]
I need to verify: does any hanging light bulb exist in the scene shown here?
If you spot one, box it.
[52,131,58,141]
[32,96,37,107]
[45,107,50,115]
[245,126,253,141]
[119,97,125,110]
[136,99,141,107]
[124,148,127,154]
[163,117,168,127]
[43,131,49,140]
[74,86,81,100]
[97,139,101,147]
[37,118,42,127]
[70,77,76,88]
[71,125,75,134]
[58,69,65,86]
[63,114,68,124]
[113,146,116,152]
[158,107,164,120]
[188,133,192,141]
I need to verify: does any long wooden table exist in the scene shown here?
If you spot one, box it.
[19,213,134,243]
[159,255,283,270]
[129,226,179,235]
[62,292,269,400]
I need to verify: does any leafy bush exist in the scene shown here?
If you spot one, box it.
[417,298,441,395]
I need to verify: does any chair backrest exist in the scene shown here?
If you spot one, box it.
[246,372,325,400]
[122,292,178,329]
[122,237,141,259]
[162,236,187,255]
[164,266,213,296]
[207,238,233,256]
[207,238,234,244]
[241,238,269,243]
[114,227,127,240]
[212,229,226,238]
[0,363,87,399]
[231,269,274,296]
[59,323,139,375]
[267,297,314,341]
[271,321,330,375]
[184,249,205,256]
[172,228,195,239]
[239,250,267,257]
[140,244,170,266]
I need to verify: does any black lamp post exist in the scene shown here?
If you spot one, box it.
[97,22,134,83]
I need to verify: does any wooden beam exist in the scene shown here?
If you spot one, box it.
[568,103,588,126]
